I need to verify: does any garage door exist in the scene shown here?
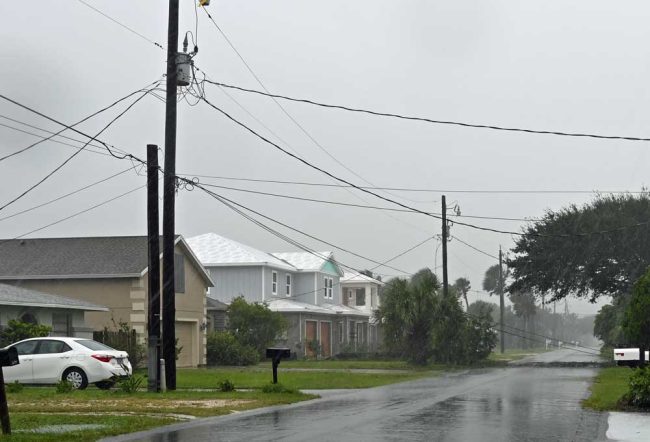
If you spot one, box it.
[176,322,195,368]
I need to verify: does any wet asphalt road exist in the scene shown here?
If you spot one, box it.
[106,349,608,442]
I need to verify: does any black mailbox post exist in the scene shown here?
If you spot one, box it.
[0,347,19,435]
[266,348,290,384]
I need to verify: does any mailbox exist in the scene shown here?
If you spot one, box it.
[266,348,290,384]
[266,348,291,359]
[0,347,18,367]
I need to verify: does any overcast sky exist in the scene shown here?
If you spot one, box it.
[2,0,649,315]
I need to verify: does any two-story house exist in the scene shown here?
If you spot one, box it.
[340,272,384,351]
[187,233,373,358]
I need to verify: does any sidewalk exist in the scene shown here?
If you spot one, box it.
[607,412,650,441]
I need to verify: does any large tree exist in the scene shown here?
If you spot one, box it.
[508,193,650,302]
[376,269,439,365]
[227,296,287,357]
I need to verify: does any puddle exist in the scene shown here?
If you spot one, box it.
[17,424,107,434]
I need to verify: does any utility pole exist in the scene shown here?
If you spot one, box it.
[441,195,449,297]
[499,246,505,354]
[162,0,179,391]
[146,144,161,393]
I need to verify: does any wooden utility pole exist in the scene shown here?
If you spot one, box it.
[162,0,179,391]
[147,144,161,392]
[499,246,505,353]
[441,195,449,297]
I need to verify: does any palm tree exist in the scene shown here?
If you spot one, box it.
[454,277,471,310]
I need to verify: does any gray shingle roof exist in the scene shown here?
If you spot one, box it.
[0,236,212,287]
[0,283,108,311]
[206,297,228,311]
[0,236,152,278]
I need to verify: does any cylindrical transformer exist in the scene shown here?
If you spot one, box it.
[176,53,192,87]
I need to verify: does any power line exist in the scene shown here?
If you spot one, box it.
[0,166,137,223]
[200,15,435,208]
[76,0,164,50]
[0,86,157,211]
[451,235,499,260]
[175,173,649,196]
[198,95,650,238]
[0,83,155,162]
[207,80,650,143]
[0,184,146,245]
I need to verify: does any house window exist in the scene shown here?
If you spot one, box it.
[324,277,333,299]
[272,271,278,295]
[286,274,291,296]
[174,253,185,293]
[355,288,366,306]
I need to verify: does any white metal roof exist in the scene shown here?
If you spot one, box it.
[270,251,333,272]
[341,272,385,286]
[187,233,295,270]
[266,298,333,315]
[321,302,370,317]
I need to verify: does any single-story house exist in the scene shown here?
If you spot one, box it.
[0,283,108,340]
[206,297,228,332]
[0,235,213,367]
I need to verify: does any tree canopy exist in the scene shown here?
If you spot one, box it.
[508,193,650,302]
[453,277,471,309]
[227,296,287,356]
[622,268,650,349]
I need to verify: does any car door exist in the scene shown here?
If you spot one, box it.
[31,339,73,384]
[2,340,39,383]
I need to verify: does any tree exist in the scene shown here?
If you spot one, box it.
[509,193,650,303]
[622,269,650,350]
[453,277,471,309]
[467,300,498,322]
[0,319,51,347]
[375,269,439,365]
[508,291,537,349]
[227,297,287,357]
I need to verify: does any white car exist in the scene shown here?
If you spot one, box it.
[2,337,132,390]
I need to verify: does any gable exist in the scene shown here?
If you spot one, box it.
[322,259,343,276]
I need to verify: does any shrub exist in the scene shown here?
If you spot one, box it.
[623,366,650,408]
[227,297,287,357]
[117,375,144,393]
[217,379,235,392]
[6,381,23,393]
[206,331,259,366]
[261,383,297,394]
[0,320,51,347]
[55,380,73,394]
[93,319,146,368]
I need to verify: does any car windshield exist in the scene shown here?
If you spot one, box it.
[74,339,116,351]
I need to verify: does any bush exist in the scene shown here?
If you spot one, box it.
[93,319,146,369]
[217,379,235,392]
[0,320,51,347]
[55,380,73,394]
[227,297,287,357]
[261,383,297,394]
[6,381,23,393]
[206,331,259,366]
[623,366,650,408]
[117,375,144,394]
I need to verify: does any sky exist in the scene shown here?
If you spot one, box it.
[2,0,649,316]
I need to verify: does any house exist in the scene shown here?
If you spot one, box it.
[340,272,385,351]
[206,297,228,332]
[187,232,376,358]
[0,235,213,367]
[0,283,108,339]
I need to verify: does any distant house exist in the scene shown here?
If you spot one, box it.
[206,297,228,332]
[0,236,213,367]
[340,272,385,351]
[187,232,376,358]
[0,283,108,339]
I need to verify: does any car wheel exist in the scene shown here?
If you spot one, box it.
[63,367,88,390]
[95,380,115,390]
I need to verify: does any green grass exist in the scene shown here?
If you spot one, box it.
[583,366,632,411]
[177,366,434,389]
[488,348,549,362]
[255,359,418,370]
[0,413,177,442]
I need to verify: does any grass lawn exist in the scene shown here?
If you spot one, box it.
[177,365,436,389]
[582,366,632,411]
[1,387,315,442]
[488,348,549,363]
[256,359,418,370]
